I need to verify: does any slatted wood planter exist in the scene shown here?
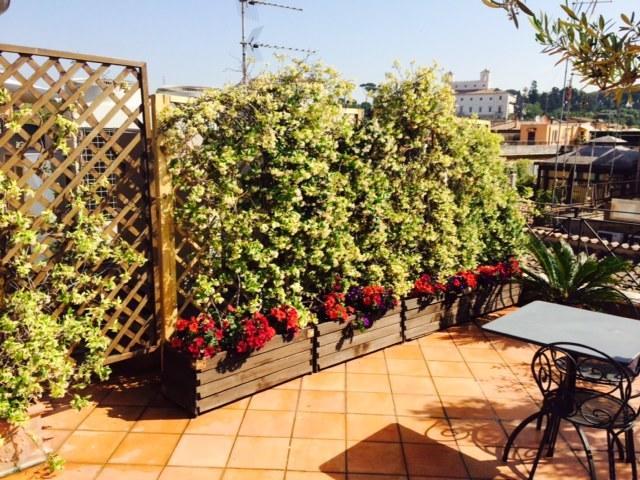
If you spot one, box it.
[162,329,314,416]
[314,306,403,371]
[403,281,521,341]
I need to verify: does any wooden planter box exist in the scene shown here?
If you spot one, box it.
[403,280,522,341]
[162,329,314,416]
[314,306,403,371]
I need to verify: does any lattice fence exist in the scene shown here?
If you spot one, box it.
[0,44,158,364]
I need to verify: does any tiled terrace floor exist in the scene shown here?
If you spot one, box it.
[13,308,640,479]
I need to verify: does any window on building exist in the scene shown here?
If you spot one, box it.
[489,97,493,101]
[488,106,492,113]
[499,96,502,100]
[469,107,472,113]
[479,107,482,113]
[498,106,502,113]
[479,97,483,101]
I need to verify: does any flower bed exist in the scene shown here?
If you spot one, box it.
[403,261,522,341]
[314,306,403,371]
[162,307,314,415]
[314,285,403,371]
[162,330,313,416]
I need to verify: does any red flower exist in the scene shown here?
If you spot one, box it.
[170,337,182,349]
[188,320,199,333]
[176,319,189,332]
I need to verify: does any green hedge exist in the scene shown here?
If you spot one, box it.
[159,62,525,326]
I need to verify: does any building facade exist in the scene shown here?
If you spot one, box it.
[452,70,515,120]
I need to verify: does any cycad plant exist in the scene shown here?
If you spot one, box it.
[521,236,634,314]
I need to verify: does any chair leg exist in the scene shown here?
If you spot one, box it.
[546,415,562,457]
[614,433,625,462]
[529,414,555,480]
[607,431,617,480]
[536,412,545,431]
[503,411,545,462]
[574,425,596,480]
[626,429,637,480]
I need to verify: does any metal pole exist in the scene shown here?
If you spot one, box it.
[241,0,247,84]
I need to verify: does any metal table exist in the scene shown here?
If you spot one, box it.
[482,300,640,375]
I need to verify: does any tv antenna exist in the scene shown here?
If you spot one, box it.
[239,0,316,84]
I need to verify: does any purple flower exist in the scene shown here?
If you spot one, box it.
[362,316,372,328]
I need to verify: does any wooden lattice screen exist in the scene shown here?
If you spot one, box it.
[0,44,159,364]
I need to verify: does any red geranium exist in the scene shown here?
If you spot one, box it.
[236,312,276,353]
[269,305,301,335]
[169,312,226,360]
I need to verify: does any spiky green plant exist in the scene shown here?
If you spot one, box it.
[521,236,634,314]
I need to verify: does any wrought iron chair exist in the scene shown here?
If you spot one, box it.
[502,342,639,480]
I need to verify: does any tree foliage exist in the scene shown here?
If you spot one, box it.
[483,1,640,100]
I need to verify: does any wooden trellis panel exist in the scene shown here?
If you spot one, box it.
[0,44,159,364]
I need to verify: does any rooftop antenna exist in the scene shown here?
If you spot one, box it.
[239,0,316,84]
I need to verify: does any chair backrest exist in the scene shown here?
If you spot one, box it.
[531,342,637,428]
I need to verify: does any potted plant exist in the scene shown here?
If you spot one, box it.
[162,304,314,416]
[520,236,635,316]
[403,260,522,341]
[313,283,402,371]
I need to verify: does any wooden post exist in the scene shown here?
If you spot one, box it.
[150,94,178,342]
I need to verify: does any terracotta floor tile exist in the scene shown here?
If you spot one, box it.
[248,389,299,411]
[516,446,590,479]
[301,372,345,391]
[158,466,223,480]
[384,344,424,360]
[168,434,235,467]
[57,430,126,464]
[41,404,96,430]
[432,377,485,397]
[479,380,531,400]
[500,419,550,449]
[185,408,244,435]
[285,472,345,480]
[393,394,445,418]
[298,391,345,413]
[346,392,395,415]
[222,397,251,410]
[348,475,408,480]
[100,383,158,407]
[77,405,144,431]
[385,359,429,376]
[346,414,400,443]
[388,375,436,396]
[322,363,346,373]
[427,361,473,378]
[287,438,346,473]
[346,373,391,393]
[222,469,285,480]
[490,396,541,421]
[345,356,388,375]
[227,436,290,470]
[346,441,406,475]
[131,407,190,434]
[41,428,73,452]
[274,378,301,390]
[107,432,180,465]
[293,412,345,439]
[439,394,495,420]
[403,443,468,478]
[96,465,163,480]
[466,362,516,381]
[419,345,464,362]
[458,347,504,364]
[449,418,507,447]
[458,444,529,480]
[396,416,455,445]
[238,410,295,437]
[28,462,102,479]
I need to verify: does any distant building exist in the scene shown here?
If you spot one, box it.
[451,70,515,120]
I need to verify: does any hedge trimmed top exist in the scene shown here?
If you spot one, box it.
[159,61,525,327]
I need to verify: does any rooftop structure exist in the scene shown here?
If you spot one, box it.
[451,70,515,121]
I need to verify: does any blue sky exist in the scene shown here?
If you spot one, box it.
[1,0,636,94]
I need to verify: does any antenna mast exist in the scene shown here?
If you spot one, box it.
[239,0,315,84]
